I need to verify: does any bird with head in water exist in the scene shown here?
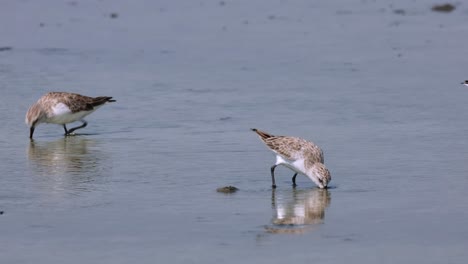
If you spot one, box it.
[26,92,115,139]
[251,128,331,189]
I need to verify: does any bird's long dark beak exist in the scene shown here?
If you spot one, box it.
[29,126,35,139]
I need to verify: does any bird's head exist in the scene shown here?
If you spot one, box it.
[25,103,46,139]
[307,163,331,189]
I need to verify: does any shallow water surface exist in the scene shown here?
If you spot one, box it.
[1,0,468,263]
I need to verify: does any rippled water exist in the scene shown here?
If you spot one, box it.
[1,0,468,263]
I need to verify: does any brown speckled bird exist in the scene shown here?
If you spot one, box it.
[26,92,115,139]
[251,128,331,189]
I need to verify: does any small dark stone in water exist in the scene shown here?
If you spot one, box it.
[0,46,12,52]
[217,186,239,193]
[393,9,406,15]
[0,211,4,215]
[110,13,119,19]
[432,4,455,12]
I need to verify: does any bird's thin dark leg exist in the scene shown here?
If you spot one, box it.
[29,127,35,139]
[270,165,277,189]
[67,120,88,134]
[292,173,298,187]
[63,125,69,135]
[271,188,276,208]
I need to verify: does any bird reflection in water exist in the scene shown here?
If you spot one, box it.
[27,137,110,195]
[265,188,331,234]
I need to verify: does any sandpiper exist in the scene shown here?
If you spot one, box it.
[26,92,116,139]
[251,128,331,189]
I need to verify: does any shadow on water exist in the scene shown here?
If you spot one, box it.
[263,188,331,235]
[27,137,111,194]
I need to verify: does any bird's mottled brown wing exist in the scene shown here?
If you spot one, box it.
[264,136,324,163]
[46,92,114,113]
[43,92,93,112]
[252,129,324,162]
[263,136,307,160]
[65,93,95,112]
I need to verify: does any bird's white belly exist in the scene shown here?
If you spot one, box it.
[47,103,94,124]
[275,155,306,175]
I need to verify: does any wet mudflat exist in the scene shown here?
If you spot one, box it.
[1,1,468,263]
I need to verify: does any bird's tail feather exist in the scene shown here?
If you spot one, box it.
[91,96,116,107]
[251,128,274,140]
